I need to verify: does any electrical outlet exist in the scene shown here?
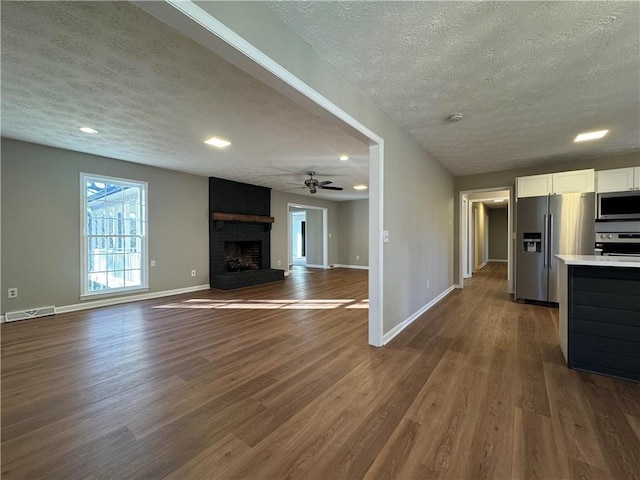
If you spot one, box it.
[328,233,332,238]
[8,288,18,298]
[191,270,196,277]
[277,260,281,266]
[151,260,156,267]
[356,255,360,260]
[427,280,430,289]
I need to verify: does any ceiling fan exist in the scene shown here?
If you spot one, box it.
[289,171,343,194]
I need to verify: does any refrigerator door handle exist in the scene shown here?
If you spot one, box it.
[549,213,554,268]
[543,214,548,268]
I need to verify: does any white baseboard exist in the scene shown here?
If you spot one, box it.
[488,259,508,263]
[332,264,369,270]
[284,271,290,277]
[475,262,487,271]
[453,284,462,289]
[55,284,211,315]
[0,315,5,323]
[382,285,456,345]
[305,264,326,269]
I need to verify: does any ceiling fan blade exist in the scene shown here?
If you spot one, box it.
[317,180,333,186]
[319,186,343,191]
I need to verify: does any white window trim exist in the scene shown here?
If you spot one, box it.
[80,172,149,299]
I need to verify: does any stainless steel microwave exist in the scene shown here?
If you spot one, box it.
[597,191,640,220]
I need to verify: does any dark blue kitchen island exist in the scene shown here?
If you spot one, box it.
[556,255,640,382]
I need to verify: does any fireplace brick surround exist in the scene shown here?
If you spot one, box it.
[209,177,284,290]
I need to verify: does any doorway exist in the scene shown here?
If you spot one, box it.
[460,187,514,293]
[290,210,307,266]
[287,203,329,271]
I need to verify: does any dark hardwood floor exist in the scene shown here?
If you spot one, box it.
[2,264,639,479]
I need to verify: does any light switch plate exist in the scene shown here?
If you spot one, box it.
[383,230,390,243]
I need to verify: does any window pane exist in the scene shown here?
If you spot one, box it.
[108,252,124,271]
[124,236,142,253]
[88,254,108,273]
[107,270,125,288]
[104,184,123,203]
[124,269,142,287]
[123,186,140,205]
[88,236,105,252]
[87,181,105,202]
[88,272,108,291]
[126,214,143,235]
[105,202,123,219]
[124,253,141,270]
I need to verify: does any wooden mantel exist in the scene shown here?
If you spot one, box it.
[212,212,274,224]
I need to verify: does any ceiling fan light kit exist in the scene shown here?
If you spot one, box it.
[299,171,344,194]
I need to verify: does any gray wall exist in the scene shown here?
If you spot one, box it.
[454,151,640,284]
[338,199,368,266]
[488,207,508,261]
[205,2,455,335]
[1,138,209,315]
[305,209,324,266]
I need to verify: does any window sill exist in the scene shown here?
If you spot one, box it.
[80,286,149,300]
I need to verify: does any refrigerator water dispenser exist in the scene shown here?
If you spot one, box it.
[522,233,542,253]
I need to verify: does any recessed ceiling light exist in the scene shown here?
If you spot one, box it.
[339,155,349,161]
[204,136,232,148]
[574,130,608,142]
[353,184,368,191]
[447,113,464,123]
[79,126,98,134]
[493,199,505,203]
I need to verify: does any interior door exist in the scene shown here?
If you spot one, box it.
[516,196,548,302]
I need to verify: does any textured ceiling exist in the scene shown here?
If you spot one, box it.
[0,1,369,200]
[269,1,640,175]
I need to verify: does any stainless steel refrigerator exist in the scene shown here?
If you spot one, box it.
[516,192,595,303]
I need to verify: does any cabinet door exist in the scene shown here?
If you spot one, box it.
[596,167,635,193]
[517,174,551,198]
[552,169,594,194]
[634,167,640,190]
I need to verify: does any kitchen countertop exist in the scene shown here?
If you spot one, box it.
[555,254,640,268]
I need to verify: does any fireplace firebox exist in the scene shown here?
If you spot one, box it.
[225,241,261,272]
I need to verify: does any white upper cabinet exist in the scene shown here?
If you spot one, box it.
[552,169,595,194]
[516,174,553,198]
[596,167,640,193]
[516,169,594,198]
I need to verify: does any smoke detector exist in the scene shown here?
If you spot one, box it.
[447,113,464,122]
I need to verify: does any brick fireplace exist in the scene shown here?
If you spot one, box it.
[209,177,284,290]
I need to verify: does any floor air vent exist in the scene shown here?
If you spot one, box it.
[5,306,56,322]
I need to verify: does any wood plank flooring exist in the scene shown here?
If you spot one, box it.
[2,263,639,479]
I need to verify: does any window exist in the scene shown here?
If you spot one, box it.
[81,173,148,297]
